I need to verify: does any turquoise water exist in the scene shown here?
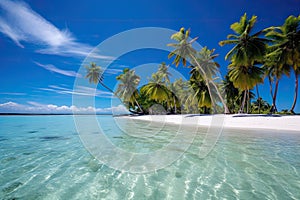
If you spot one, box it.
[0,115,299,199]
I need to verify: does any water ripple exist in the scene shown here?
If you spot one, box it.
[0,116,300,199]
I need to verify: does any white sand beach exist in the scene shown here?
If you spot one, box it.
[123,114,300,132]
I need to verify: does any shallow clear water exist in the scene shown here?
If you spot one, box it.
[0,115,299,199]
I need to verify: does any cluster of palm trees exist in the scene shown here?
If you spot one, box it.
[85,13,300,115]
[220,13,300,114]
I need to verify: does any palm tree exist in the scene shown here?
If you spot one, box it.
[85,62,114,93]
[167,28,196,67]
[189,47,228,113]
[255,85,261,114]
[222,75,240,113]
[168,79,184,114]
[192,47,220,80]
[157,62,171,84]
[178,79,195,114]
[264,15,300,114]
[140,73,171,108]
[251,97,271,113]
[291,69,300,113]
[219,13,268,113]
[136,91,157,114]
[263,55,290,113]
[115,68,144,113]
[188,72,212,113]
[227,62,264,113]
[168,28,229,114]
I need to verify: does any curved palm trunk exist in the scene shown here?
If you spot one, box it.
[134,97,144,113]
[290,70,298,114]
[99,82,114,94]
[268,75,274,99]
[209,80,230,114]
[173,96,177,114]
[239,90,247,113]
[190,54,230,114]
[256,85,260,114]
[99,80,145,114]
[206,81,216,113]
[128,109,144,115]
[189,54,216,113]
[268,75,275,113]
[272,79,279,113]
[246,90,250,114]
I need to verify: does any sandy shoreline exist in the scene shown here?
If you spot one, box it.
[120,114,300,132]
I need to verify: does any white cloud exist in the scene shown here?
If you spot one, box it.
[0,101,25,110]
[0,0,113,59]
[0,101,129,114]
[34,62,81,77]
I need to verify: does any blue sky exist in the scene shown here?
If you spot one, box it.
[0,0,299,113]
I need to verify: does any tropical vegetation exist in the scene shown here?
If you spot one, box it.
[85,14,300,115]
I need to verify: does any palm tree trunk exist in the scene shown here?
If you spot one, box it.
[134,97,144,113]
[268,75,275,113]
[99,82,114,94]
[99,80,144,114]
[246,89,249,114]
[209,80,230,114]
[268,75,274,99]
[272,79,279,112]
[206,82,216,113]
[256,85,260,114]
[173,96,177,114]
[290,70,298,114]
[239,90,247,113]
[100,81,133,111]
[190,54,230,114]
[189,54,216,112]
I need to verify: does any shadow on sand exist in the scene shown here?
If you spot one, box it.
[232,114,282,117]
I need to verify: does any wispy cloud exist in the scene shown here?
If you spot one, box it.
[0,92,26,95]
[34,62,82,78]
[0,0,113,59]
[0,101,128,114]
[105,68,123,75]
[0,0,78,50]
[38,85,114,98]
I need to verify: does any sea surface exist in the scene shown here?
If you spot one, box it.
[0,115,299,199]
